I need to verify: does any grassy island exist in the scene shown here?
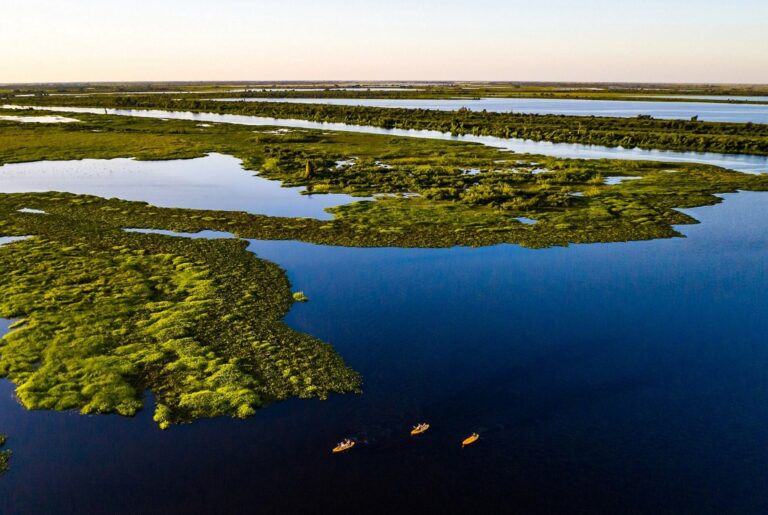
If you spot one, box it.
[0,213,360,428]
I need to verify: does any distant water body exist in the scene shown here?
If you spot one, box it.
[215,96,768,124]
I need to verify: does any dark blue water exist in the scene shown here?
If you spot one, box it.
[1,192,767,514]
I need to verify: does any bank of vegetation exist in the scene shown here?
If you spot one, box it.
[0,182,361,428]
[10,95,768,156]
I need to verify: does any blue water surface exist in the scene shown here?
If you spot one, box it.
[0,192,767,513]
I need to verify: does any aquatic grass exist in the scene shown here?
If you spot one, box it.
[0,435,8,476]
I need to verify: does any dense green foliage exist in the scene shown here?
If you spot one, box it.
[11,94,768,155]
[0,204,360,428]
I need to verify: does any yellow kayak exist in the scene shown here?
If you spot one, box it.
[462,433,480,447]
[332,439,355,453]
[410,423,430,436]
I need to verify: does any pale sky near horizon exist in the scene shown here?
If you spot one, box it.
[2,0,767,84]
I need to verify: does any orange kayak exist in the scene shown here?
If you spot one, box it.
[462,433,480,447]
[410,423,430,436]
[332,440,355,453]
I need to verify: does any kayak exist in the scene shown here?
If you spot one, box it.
[462,433,480,447]
[410,423,430,436]
[332,440,355,453]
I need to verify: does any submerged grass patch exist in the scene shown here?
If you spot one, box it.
[0,435,8,476]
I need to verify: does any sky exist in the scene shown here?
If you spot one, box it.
[2,0,767,84]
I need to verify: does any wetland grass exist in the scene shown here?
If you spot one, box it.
[10,94,768,155]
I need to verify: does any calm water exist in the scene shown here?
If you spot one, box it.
[0,153,364,220]
[6,105,768,174]
[215,97,768,124]
[1,191,767,513]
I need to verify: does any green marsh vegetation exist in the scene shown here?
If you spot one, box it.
[1,110,768,426]
[0,211,360,428]
[11,94,768,155]
[1,108,767,250]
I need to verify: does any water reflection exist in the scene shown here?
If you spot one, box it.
[0,153,366,220]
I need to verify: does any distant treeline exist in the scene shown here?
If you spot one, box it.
[14,95,768,155]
